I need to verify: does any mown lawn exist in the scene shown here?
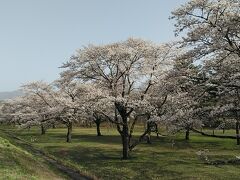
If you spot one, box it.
[3,126,240,180]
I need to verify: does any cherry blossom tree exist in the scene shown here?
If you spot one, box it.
[2,81,86,142]
[55,78,113,138]
[172,0,240,143]
[1,94,54,134]
[4,82,62,134]
[60,38,176,159]
[204,53,240,144]
[160,57,207,140]
[82,95,113,137]
[54,79,86,142]
[171,0,240,60]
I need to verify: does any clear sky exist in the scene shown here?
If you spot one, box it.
[0,0,187,92]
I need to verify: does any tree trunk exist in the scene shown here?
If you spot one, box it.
[236,120,239,145]
[41,124,46,135]
[185,128,190,140]
[67,122,72,143]
[96,122,102,136]
[121,121,129,160]
[235,89,240,145]
[115,103,131,159]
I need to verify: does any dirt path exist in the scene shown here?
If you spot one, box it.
[0,129,96,180]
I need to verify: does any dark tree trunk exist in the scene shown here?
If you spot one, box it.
[96,122,102,136]
[235,89,240,145]
[223,128,225,134]
[67,122,73,143]
[185,128,190,140]
[236,120,239,145]
[212,129,215,135]
[115,103,131,160]
[121,115,129,160]
[121,123,129,160]
[41,124,46,135]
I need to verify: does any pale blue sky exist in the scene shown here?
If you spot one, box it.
[0,0,187,91]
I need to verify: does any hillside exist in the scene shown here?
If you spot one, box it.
[0,90,23,100]
[0,135,65,179]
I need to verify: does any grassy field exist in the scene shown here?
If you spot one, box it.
[1,126,240,180]
[0,133,65,180]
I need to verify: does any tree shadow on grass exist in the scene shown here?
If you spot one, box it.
[45,145,185,180]
[72,134,122,144]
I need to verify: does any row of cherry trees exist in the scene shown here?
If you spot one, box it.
[0,0,239,159]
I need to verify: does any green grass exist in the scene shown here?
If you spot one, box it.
[0,133,65,180]
[2,126,240,180]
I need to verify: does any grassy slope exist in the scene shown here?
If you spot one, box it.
[6,126,240,180]
[0,133,65,180]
